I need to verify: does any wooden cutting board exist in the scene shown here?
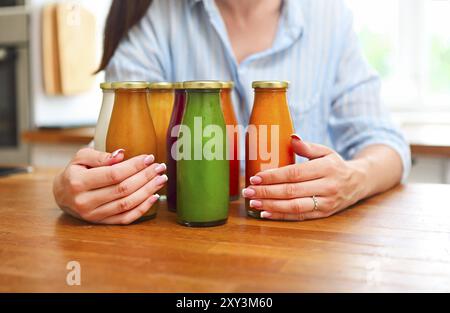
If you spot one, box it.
[56,3,96,95]
[42,4,61,95]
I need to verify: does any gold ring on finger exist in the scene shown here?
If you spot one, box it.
[312,195,319,211]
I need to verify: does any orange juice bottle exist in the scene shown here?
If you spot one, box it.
[245,81,295,218]
[147,82,175,196]
[107,82,157,160]
[106,81,158,221]
[220,81,240,200]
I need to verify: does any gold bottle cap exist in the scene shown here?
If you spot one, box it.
[111,81,148,89]
[172,82,185,89]
[252,81,289,89]
[183,80,222,89]
[220,81,235,89]
[148,82,174,89]
[100,82,113,90]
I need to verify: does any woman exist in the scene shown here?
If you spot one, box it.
[53,0,410,224]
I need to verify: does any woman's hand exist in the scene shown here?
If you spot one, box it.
[242,134,368,221]
[53,148,167,225]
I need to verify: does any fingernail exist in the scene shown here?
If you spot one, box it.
[242,188,256,198]
[290,134,302,141]
[249,200,262,208]
[144,154,155,165]
[110,149,125,158]
[154,163,166,173]
[150,194,160,202]
[155,174,168,185]
[261,211,272,219]
[250,175,262,185]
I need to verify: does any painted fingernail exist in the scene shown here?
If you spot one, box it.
[150,194,160,202]
[155,174,168,185]
[250,176,262,185]
[144,154,155,165]
[261,211,272,219]
[154,163,167,173]
[290,134,302,141]
[249,200,262,208]
[242,188,256,198]
[110,149,125,158]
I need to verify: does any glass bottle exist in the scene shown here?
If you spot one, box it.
[147,82,175,197]
[220,81,240,201]
[106,81,158,221]
[245,81,295,218]
[94,82,115,152]
[177,81,229,227]
[166,82,186,212]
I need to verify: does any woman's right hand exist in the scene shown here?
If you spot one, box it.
[53,148,167,225]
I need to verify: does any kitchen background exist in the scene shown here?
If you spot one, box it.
[0,0,449,183]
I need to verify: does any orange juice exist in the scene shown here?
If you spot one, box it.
[107,82,157,160]
[106,81,158,221]
[147,82,175,196]
[245,81,295,218]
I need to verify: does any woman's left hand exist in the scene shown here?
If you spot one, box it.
[242,134,368,221]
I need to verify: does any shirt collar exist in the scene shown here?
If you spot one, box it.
[273,0,305,50]
[189,0,304,40]
[189,0,304,64]
[189,0,202,8]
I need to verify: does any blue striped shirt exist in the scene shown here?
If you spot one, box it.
[106,0,411,181]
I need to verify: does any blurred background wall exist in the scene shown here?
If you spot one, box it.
[29,0,111,127]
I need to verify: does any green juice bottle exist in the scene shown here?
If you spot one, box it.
[176,81,229,227]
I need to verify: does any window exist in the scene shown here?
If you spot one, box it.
[427,0,450,101]
[346,0,450,111]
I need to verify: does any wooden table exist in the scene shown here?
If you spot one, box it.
[1,169,449,292]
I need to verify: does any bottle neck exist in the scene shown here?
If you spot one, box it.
[187,90,221,104]
[221,88,234,107]
[148,89,173,94]
[115,89,148,107]
[253,88,287,105]
[115,89,146,94]
[174,89,186,101]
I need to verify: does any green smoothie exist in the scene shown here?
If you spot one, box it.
[176,81,229,227]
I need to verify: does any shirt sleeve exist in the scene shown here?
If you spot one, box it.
[328,3,411,182]
[104,0,171,82]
